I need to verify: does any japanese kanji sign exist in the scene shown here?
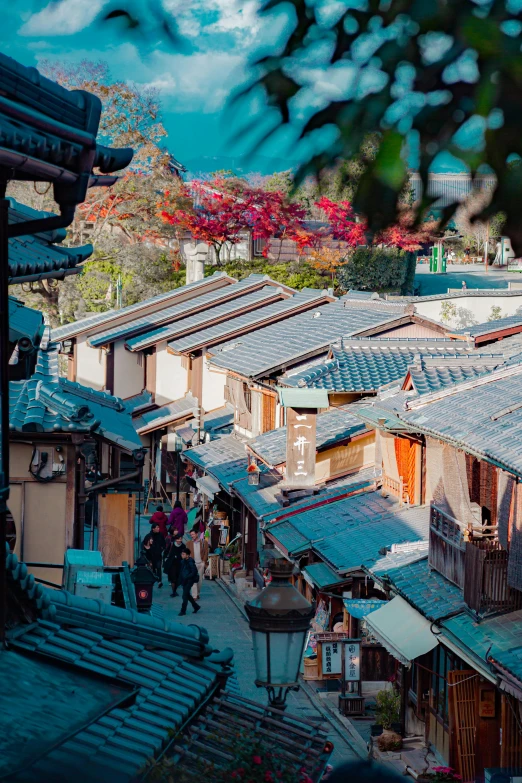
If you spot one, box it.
[344,641,361,682]
[285,406,316,488]
[321,640,343,676]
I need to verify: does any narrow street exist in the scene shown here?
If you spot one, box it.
[150,571,365,768]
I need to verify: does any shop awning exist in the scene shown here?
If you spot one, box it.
[196,475,221,499]
[365,596,438,667]
[343,598,387,619]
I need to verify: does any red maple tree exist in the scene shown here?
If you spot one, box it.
[160,179,315,263]
[316,196,432,251]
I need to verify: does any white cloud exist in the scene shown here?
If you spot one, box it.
[20,0,109,36]
[141,50,246,112]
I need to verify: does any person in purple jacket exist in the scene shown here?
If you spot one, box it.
[168,499,188,537]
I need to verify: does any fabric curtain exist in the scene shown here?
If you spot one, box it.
[380,432,399,481]
[426,438,475,526]
[226,377,252,432]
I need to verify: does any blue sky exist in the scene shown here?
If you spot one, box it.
[2,0,301,170]
[2,0,469,173]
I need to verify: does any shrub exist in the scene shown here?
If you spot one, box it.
[337,247,416,295]
[375,688,400,730]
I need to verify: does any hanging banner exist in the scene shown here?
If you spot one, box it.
[343,598,387,619]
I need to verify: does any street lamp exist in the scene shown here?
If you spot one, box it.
[245,558,315,710]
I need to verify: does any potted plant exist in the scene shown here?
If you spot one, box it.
[374,688,402,751]
[375,688,401,734]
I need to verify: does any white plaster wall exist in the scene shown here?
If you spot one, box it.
[155,343,187,405]
[76,334,106,390]
[202,359,227,412]
[414,293,522,325]
[113,341,144,399]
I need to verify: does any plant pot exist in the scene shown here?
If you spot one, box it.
[370,724,383,737]
[221,559,231,575]
[391,722,402,734]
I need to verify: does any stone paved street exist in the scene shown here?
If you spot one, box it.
[151,574,364,768]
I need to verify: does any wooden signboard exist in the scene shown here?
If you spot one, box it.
[316,632,346,679]
[285,407,316,488]
[98,492,136,567]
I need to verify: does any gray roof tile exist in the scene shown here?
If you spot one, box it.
[451,313,522,338]
[372,558,466,621]
[89,275,286,349]
[185,435,248,491]
[395,364,522,478]
[9,342,142,452]
[232,465,379,521]
[8,199,92,283]
[248,404,368,466]
[282,340,479,392]
[52,272,231,341]
[133,393,197,434]
[169,288,330,354]
[267,490,430,572]
[208,299,412,379]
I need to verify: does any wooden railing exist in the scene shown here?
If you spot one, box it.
[464,540,522,616]
[429,504,520,615]
[429,504,467,588]
[381,473,405,506]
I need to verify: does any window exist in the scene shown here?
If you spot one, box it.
[431,646,464,726]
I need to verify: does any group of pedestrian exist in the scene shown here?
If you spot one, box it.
[141,502,208,616]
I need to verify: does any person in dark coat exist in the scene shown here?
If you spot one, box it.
[168,500,188,537]
[178,550,200,616]
[149,505,168,537]
[142,523,165,586]
[163,532,188,597]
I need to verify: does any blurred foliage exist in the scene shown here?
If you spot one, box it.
[241,0,522,252]
[204,257,328,290]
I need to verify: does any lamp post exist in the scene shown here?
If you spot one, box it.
[245,559,315,710]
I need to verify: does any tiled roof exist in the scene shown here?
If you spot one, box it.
[8,296,44,346]
[208,299,411,379]
[233,465,379,521]
[377,558,466,622]
[314,503,430,573]
[268,493,429,574]
[4,547,231,782]
[397,364,522,478]
[202,404,234,439]
[9,344,142,452]
[450,313,522,339]
[8,200,92,283]
[144,285,288,352]
[408,362,500,395]
[88,274,289,349]
[0,52,132,199]
[442,610,522,672]
[368,544,430,576]
[248,405,368,467]
[133,393,197,434]
[185,435,248,491]
[302,561,345,588]
[282,340,477,392]
[169,289,331,354]
[52,272,232,341]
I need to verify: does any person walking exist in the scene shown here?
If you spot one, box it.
[142,523,165,587]
[186,528,208,600]
[168,500,188,538]
[178,550,200,616]
[163,532,187,597]
[149,505,169,538]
